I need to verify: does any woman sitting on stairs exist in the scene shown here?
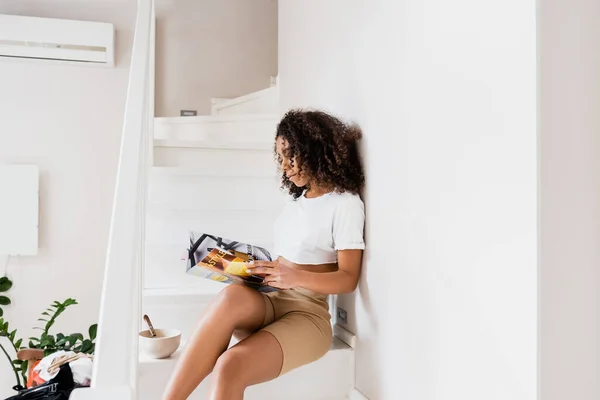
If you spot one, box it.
[163,109,366,400]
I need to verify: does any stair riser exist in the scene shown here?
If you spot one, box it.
[154,117,278,143]
[146,208,279,246]
[148,175,284,212]
[154,147,277,170]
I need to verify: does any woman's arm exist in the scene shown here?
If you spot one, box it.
[295,250,363,294]
[248,249,363,294]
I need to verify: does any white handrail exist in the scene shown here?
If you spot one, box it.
[74,0,154,398]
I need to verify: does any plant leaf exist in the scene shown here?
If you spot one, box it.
[15,339,22,349]
[9,329,16,342]
[0,277,13,292]
[0,308,3,318]
[12,359,23,365]
[64,298,78,307]
[80,339,93,353]
[69,333,84,345]
[37,318,48,322]
[89,324,97,341]
[0,296,11,306]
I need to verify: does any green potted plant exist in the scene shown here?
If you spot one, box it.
[0,280,97,391]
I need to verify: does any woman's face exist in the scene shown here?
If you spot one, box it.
[276,136,310,188]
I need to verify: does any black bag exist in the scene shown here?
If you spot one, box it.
[4,363,75,400]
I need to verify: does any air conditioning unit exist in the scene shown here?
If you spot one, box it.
[0,14,115,66]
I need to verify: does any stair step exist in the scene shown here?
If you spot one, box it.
[154,139,273,151]
[138,337,353,400]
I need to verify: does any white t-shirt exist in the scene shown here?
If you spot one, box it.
[273,191,365,265]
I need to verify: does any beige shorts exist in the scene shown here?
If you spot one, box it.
[259,288,333,375]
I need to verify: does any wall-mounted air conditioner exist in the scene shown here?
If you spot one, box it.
[0,14,115,66]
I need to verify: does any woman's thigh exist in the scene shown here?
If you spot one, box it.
[208,284,268,333]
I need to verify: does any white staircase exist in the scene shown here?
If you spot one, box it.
[140,82,356,398]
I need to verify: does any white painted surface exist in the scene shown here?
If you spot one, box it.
[0,2,135,397]
[0,165,39,256]
[148,174,281,211]
[91,0,152,392]
[138,337,353,400]
[539,1,600,399]
[154,0,278,117]
[154,115,278,144]
[70,386,133,400]
[280,1,537,399]
[154,139,273,152]
[348,388,370,400]
[0,14,115,66]
[212,86,279,116]
[333,324,356,349]
[154,146,276,169]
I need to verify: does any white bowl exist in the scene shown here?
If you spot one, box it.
[139,328,181,359]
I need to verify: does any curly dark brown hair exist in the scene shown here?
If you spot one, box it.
[275,109,365,199]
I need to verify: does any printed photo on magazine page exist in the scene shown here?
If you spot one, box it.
[185,231,278,293]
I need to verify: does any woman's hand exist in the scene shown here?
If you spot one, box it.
[246,260,300,290]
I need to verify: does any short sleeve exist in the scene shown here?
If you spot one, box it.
[333,194,366,250]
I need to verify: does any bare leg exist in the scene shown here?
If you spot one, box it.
[162,285,267,400]
[207,331,283,400]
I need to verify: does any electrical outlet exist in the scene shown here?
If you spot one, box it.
[336,307,348,325]
[180,110,197,116]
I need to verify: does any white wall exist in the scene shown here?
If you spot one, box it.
[0,2,135,396]
[539,1,600,399]
[155,0,278,117]
[280,1,537,399]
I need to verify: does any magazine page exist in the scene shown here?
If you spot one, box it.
[186,231,277,293]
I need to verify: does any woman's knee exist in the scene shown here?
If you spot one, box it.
[212,350,248,389]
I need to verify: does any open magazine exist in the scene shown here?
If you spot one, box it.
[185,231,278,293]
